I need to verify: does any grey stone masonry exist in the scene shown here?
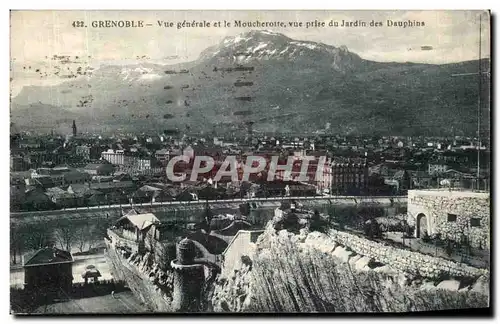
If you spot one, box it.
[322,228,489,279]
[407,190,490,249]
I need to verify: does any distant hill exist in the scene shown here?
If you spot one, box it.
[10,103,85,135]
[11,30,490,136]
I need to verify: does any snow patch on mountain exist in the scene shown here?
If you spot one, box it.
[120,66,163,82]
[252,42,268,53]
[139,73,163,81]
[233,34,251,44]
[290,41,318,50]
[259,30,281,36]
[279,47,290,55]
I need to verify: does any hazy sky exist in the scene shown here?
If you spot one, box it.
[10,10,490,96]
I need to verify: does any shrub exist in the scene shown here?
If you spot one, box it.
[421,231,431,243]
[364,220,382,239]
[445,241,453,257]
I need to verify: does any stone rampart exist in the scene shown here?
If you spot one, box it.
[104,239,175,312]
[312,229,488,280]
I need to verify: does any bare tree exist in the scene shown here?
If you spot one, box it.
[74,226,87,253]
[10,223,23,264]
[86,226,99,252]
[54,224,77,252]
[73,223,98,253]
[22,222,54,251]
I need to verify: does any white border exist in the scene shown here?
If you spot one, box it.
[2,1,498,324]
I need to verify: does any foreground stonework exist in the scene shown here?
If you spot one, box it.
[407,190,490,249]
[105,239,175,312]
[325,229,488,279]
[211,224,489,312]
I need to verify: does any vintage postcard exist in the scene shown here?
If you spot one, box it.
[9,10,491,315]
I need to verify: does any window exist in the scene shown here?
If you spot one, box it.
[447,213,457,222]
[470,218,481,227]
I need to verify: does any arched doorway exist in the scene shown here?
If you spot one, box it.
[416,213,427,238]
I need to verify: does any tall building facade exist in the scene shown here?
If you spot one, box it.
[330,162,368,195]
[101,149,125,165]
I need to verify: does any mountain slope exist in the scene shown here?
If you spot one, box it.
[11,30,490,136]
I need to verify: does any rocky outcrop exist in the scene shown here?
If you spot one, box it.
[211,260,253,312]
[211,223,490,312]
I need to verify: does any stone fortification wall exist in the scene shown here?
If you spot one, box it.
[324,229,488,279]
[407,190,490,249]
[104,239,175,312]
[211,224,489,313]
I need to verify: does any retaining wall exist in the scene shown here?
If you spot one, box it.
[104,239,175,312]
[312,229,489,279]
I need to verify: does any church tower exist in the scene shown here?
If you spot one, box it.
[72,120,77,137]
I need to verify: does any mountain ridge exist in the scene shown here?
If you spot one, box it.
[11,30,490,137]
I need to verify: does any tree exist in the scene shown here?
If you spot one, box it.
[74,226,87,253]
[54,223,78,252]
[309,210,328,233]
[274,212,301,234]
[10,223,23,264]
[357,206,384,222]
[421,231,431,243]
[22,222,54,251]
[145,226,158,255]
[364,219,382,239]
[335,207,354,230]
[445,240,453,257]
[239,203,251,217]
[202,200,213,234]
[74,223,98,253]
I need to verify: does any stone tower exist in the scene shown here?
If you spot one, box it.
[170,238,205,312]
[72,120,77,137]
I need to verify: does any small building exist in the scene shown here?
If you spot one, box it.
[81,265,102,284]
[221,230,264,277]
[31,175,59,189]
[63,170,90,185]
[19,139,41,149]
[109,212,161,253]
[83,162,114,176]
[113,172,133,182]
[23,247,74,292]
[23,187,56,211]
[45,187,84,208]
[131,185,174,203]
[287,184,317,197]
[408,189,490,249]
[89,180,135,194]
[75,145,91,160]
[155,149,170,163]
[428,163,449,175]
[392,170,412,192]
